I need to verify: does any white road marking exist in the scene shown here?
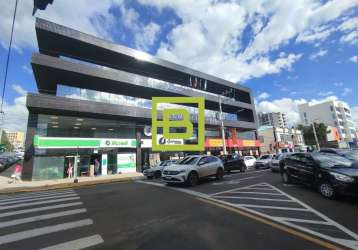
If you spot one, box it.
[138,180,358,249]
[0,190,75,202]
[0,189,75,200]
[39,234,104,250]
[0,193,78,205]
[213,196,294,202]
[0,202,83,218]
[0,208,87,229]
[212,175,262,186]
[0,196,80,210]
[0,219,93,245]
[238,204,308,211]
[273,217,331,225]
[244,187,277,191]
[229,191,282,195]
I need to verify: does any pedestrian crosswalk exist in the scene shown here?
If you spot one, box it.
[0,189,103,249]
[209,183,358,250]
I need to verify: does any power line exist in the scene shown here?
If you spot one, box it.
[0,0,19,125]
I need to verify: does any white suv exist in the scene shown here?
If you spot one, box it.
[162,155,224,186]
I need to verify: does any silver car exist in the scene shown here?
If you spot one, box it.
[143,160,177,179]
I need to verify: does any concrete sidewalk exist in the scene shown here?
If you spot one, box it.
[0,172,144,194]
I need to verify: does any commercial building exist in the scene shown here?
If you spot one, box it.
[23,18,259,181]
[5,131,25,149]
[258,112,287,128]
[298,100,356,142]
[258,126,305,154]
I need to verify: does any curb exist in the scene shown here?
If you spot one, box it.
[0,176,145,194]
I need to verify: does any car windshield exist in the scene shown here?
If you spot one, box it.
[312,153,355,168]
[178,156,199,165]
[274,155,281,160]
[260,155,271,160]
[341,150,358,161]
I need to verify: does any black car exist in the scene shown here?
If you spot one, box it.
[220,154,246,173]
[280,152,358,199]
[320,148,358,163]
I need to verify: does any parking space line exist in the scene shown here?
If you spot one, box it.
[273,217,331,225]
[197,197,342,250]
[209,183,271,196]
[238,204,308,211]
[214,196,295,202]
[230,191,282,195]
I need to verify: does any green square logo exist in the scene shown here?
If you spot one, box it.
[152,97,205,151]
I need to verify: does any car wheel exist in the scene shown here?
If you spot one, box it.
[187,171,199,186]
[318,182,336,199]
[154,171,161,178]
[216,168,224,180]
[281,171,292,184]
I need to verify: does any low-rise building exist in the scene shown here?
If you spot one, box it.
[258,126,305,154]
[5,131,25,149]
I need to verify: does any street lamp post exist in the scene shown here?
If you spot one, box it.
[218,89,232,155]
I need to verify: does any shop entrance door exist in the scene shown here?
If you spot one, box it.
[64,156,75,178]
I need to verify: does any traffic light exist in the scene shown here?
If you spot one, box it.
[32,0,54,15]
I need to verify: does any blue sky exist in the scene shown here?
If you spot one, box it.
[0,0,357,132]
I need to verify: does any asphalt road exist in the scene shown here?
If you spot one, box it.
[0,168,357,250]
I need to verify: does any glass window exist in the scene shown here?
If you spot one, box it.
[32,156,65,181]
[312,153,353,168]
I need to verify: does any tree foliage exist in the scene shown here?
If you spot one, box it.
[297,123,329,146]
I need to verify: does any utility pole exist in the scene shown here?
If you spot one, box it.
[312,122,320,151]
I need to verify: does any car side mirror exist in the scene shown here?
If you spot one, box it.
[198,161,205,166]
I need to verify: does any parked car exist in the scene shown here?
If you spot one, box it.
[162,155,224,186]
[270,153,291,172]
[220,154,246,173]
[143,160,177,179]
[243,156,256,169]
[280,152,358,199]
[320,148,358,163]
[255,154,275,169]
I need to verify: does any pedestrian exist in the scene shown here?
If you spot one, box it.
[94,158,100,176]
[67,162,73,178]
[10,163,22,183]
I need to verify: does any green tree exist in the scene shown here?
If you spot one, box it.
[297,123,329,146]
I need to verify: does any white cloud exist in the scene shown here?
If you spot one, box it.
[309,49,328,60]
[349,55,358,62]
[340,30,358,44]
[0,0,124,51]
[138,0,357,83]
[318,91,334,97]
[119,5,161,51]
[342,87,353,96]
[22,65,32,74]
[0,89,28,133]
[333,81,344,86]
[257,92,270,100]
[11,84,27,96]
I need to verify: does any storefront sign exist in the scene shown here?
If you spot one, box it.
[205,138,261,148]
[141,135,184,148]
[34,135,136,149]
[117,153,136,173]
[101,154,108,176]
